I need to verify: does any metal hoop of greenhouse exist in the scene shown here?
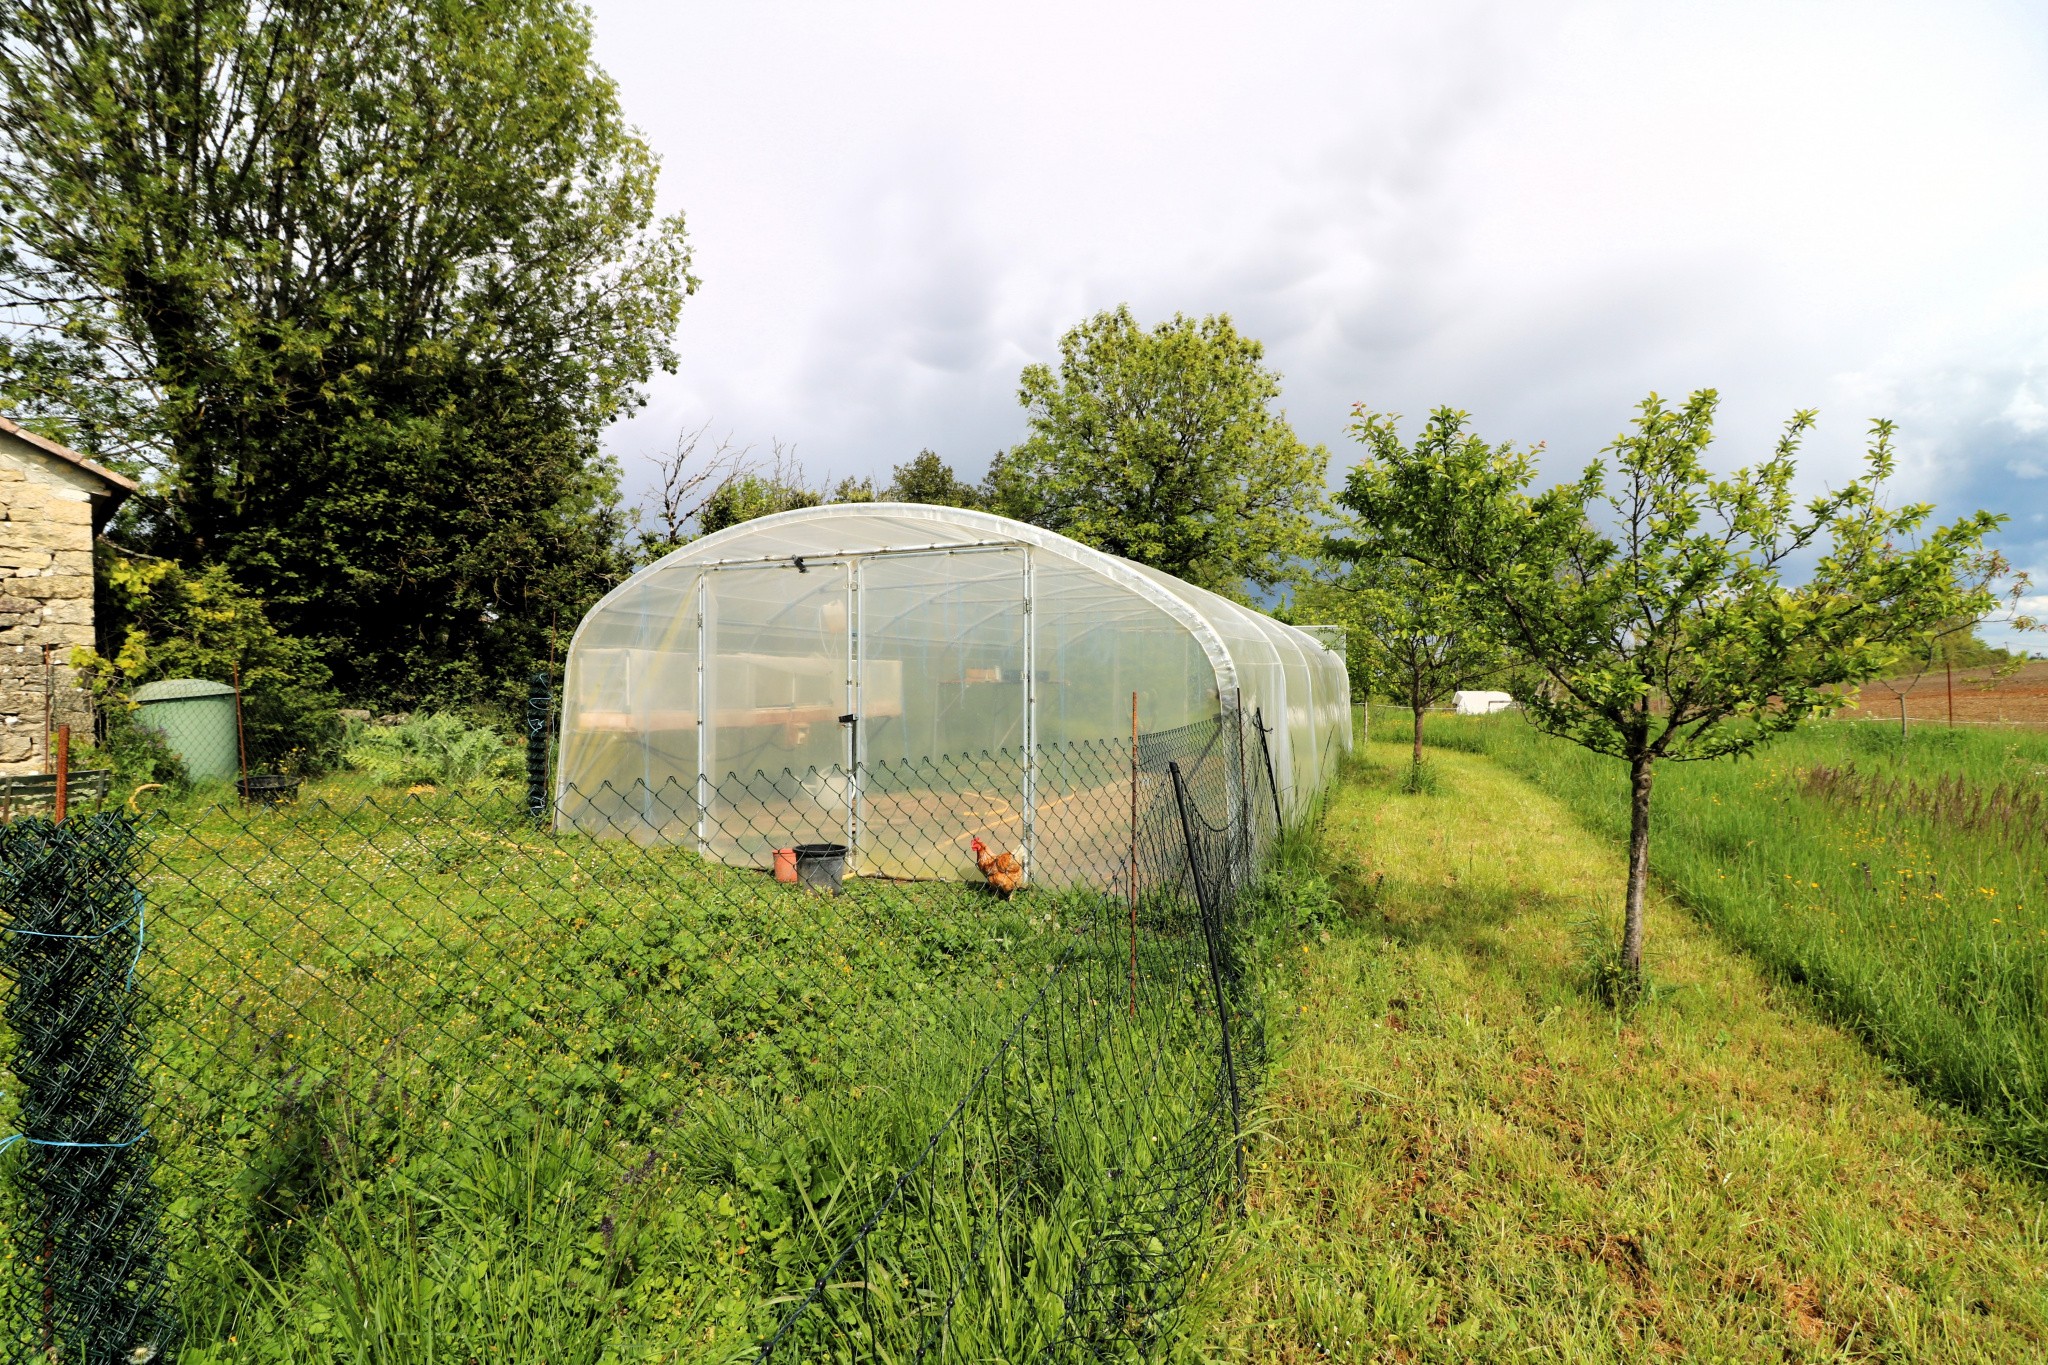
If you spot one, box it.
[557,503,1352,882]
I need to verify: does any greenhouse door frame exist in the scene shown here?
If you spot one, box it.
[843,543,1035,879]
[692,557,856,858]
[690,542,1036,877]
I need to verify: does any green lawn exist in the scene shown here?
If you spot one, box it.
[1418,710,2048,1168]
[139,783,1072,1358]
[6,779,1232,1362]
[1198,735,2048,1362]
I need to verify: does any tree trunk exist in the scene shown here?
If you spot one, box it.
[1411,704,1425,769]
[1622,752,1654,978]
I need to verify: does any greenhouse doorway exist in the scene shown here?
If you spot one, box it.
[697,546,1033,879]
[856,546,1031,880]
[701,559,852,867]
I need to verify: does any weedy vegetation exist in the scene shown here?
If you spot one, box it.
[337,713,525,790]
[45,775,1247,1362]
[1410,706,2048,1170]
[1200,728,2048,1362]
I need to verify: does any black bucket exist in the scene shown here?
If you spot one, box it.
[238,774,302,806]
[794,842,848,891]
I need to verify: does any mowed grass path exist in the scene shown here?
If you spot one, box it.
[1200,741,2048,1362]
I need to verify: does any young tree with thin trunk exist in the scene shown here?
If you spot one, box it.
[1861,616,2027,736]
[1297,537,1508,775]
[1341,391,2018,987]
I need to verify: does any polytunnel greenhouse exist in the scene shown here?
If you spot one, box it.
[556,503,1352,882]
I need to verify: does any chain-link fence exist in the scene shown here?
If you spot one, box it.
[2,692,1301,1362]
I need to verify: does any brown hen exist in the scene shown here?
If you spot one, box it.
[970,835,1025,898]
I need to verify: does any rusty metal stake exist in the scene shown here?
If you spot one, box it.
[53,724,68,824]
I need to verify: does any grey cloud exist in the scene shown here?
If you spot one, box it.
[590,0,2048,602]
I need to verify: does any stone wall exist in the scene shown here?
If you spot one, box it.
[0,433,103,775]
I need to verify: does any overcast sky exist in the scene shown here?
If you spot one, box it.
[586,0,2048,642]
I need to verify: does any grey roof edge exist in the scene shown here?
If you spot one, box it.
[0,414,142,501]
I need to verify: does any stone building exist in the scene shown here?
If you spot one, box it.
[0,415,138,775]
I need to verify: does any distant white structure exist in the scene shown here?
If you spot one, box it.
[1453,690,1515,716]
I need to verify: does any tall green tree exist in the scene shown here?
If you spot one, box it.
[0,0,694,703]
[985,306,1327,597]
[885,449,979,507]
[698,472,823,537]
[1343,392,2020,986]
[1303,535,1510,772]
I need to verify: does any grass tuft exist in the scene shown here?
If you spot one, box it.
[1398,758,1441,796]
[1198,732,2048,1362]
[1410,706,2048,1167]
[1569,911,1654,1015]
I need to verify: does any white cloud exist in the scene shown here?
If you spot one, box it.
[587,0,2048,566]
[2005,371,2048,437]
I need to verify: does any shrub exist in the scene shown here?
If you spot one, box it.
[342,713,521,789]
[70,709,188,793]
[74,547,343,772]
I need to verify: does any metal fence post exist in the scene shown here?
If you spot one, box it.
[526,669,551,826]
[1254,706,1283,831]
[0,812,174,1362]
[1170,759,1245,1194]
[232,660,250,801]
[1232,691,1250,883]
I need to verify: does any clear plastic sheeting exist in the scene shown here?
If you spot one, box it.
[557,504,1351,880]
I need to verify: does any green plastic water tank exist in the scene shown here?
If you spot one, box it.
[132,678,239,783]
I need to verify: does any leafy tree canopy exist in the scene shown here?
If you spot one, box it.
[634,443,982,555]
[0,0,695,705]
[1342,391,2018,983]
[886,450,980,508]
[984,306,1327,598]
[699,473,823,537]
[1306,531,1510,768]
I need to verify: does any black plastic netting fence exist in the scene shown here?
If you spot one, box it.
[1,698,1304,1362]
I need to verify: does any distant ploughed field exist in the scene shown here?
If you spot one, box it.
[1835,659,2048,726]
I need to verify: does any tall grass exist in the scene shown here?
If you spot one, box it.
[1393,704,2048,1167]
[173,949,1230,1363]
[73,775,1275,1361]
